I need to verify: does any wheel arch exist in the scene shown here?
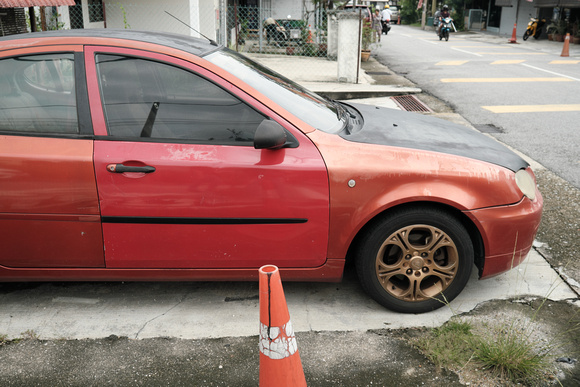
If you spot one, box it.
[345,201,485,276]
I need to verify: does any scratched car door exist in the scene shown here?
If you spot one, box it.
[86,47,329,269]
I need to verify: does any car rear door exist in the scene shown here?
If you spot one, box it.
[0,47,103,268]
[85,46,329,269]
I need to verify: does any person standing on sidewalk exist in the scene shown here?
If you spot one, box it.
[381,5,392,35]
[372,9,383,42]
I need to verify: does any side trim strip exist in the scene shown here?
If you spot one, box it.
[102,216,308,225]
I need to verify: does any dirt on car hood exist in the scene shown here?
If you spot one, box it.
[341,103,528,172]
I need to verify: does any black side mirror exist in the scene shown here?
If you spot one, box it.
[254,119,287,150]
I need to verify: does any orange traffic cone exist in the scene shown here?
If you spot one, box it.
[561,33,570,57]
[258,265,306,387]
[508,23,517,43]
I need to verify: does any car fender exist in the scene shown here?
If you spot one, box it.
[307,130,524,259]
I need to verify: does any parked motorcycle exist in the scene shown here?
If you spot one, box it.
[438,17,454,41]
[523,17,546,40]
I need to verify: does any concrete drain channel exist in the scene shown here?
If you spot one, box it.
[391,95,432,112]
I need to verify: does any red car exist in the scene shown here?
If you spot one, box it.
[0,30,542,313]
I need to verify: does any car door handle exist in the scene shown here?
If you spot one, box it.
[106,164,156,173]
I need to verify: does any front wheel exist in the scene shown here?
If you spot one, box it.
[523,29,531,41]
[355,207,474,313]
[444,30,449,41]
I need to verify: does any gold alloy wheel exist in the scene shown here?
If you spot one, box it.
[375,224,459,302]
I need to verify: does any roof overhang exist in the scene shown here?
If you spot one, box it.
[0,0,75,8]
[533,0,580,7]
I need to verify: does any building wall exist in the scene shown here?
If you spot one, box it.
[0,8,28,36]
[272,0,304,20]
[499,0,536,37]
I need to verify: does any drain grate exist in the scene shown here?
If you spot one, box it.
[473,124,503,133]
[391,95,432,112]
[366,71,391,75]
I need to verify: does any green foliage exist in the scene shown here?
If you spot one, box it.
[400,0,421,25]
[119,4,131,29]
[361,19,372,50]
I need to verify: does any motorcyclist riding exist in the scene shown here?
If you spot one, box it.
[381,5,392,35]
[436,5,450,37]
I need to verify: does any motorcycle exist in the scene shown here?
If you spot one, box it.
[438,17,454,41]
[523,17,546,40]
[382,20,391,35]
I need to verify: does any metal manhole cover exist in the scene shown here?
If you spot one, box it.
[390,95,432,112]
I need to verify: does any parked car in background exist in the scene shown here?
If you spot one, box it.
[0,30,542,314]
[389,6,399,23]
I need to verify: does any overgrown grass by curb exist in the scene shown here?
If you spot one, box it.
[410,316,557,386]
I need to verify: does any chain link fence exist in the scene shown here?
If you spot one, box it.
[11,2,367,83]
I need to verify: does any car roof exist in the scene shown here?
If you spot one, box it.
[0,29,220,57]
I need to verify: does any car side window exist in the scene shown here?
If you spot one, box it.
[95,54,265,145]
[0,53,78,134]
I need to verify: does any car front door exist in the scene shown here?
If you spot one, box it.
[85,47,329,269]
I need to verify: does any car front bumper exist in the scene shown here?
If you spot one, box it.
[465,188,543,279]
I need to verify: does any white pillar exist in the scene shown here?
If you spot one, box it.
[337,11,361,84]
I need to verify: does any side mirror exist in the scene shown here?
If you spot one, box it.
[254,119,287,150]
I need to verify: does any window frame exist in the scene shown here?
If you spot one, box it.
[86,47,299,148]
[0,48,92,138]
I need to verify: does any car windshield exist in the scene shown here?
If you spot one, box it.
[206,48,345,133]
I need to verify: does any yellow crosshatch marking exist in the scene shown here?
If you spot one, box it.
[441,77,572,83]
[483,104,580,113]
[436,60,469,66]
[491,60,526,64]
[550,60,580,64]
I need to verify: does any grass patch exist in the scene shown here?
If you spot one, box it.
[413,320,474,368]
[471,327,552,385]
[411,317,556,386]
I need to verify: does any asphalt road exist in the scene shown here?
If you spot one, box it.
[374,25,580,189]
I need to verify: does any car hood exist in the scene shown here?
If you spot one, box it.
[341,103,528,172]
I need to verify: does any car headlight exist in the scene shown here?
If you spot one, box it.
[515,169,536,201]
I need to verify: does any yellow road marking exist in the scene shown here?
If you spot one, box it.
[476,52,548,55]
[483,104,580,113]
[550,60,580,64]
[441,77,572,83]
[436,60,469,66]
[491,60,526,64]
[452,46,510,48]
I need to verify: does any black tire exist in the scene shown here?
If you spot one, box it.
[355,207,474,314]
[444,30,449,41]
[439,34,442,41]
[523,29,531,41]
